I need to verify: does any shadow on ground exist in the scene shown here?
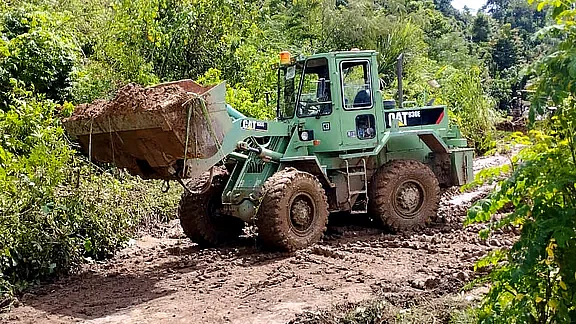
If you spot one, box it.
[20,241,292,320]
[23,266,180,319]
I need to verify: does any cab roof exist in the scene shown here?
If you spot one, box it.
[297,50,377,62]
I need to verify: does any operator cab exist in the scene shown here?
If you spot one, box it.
[277,50,382,153]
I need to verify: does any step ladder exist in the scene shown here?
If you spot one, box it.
[345,158,368,214]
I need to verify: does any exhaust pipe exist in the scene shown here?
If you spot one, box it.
[396,53,404,108]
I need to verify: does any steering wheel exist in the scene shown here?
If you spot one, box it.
[299,101,319,115]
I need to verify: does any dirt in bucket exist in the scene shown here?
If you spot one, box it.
[68,83,192,121]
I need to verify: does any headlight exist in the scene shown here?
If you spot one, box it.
[300,131,309,141]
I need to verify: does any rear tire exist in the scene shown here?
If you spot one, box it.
[369,160,440,231]
[256,168,329,251]
[178,167,244,247]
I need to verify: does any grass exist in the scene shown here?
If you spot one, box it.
[290,290,482,324]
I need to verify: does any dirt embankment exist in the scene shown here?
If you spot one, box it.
[1,153,515,324]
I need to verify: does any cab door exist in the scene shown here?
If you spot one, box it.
[294,57,342,153]
[337,59,378,149]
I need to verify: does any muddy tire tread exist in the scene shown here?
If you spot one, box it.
[369,160,440,231]
[256,168,329,251]
[178,167,244,247]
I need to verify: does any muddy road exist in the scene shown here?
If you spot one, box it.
[1,154,514,324]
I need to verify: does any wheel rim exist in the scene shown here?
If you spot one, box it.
[289,192,316,236]
[393,180,425,219]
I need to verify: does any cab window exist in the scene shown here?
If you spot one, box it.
[356,114,376,140]
[297,58,332,118]
[341,60,372,110]
[277,63,302,119]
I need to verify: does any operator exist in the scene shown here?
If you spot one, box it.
[353,85,371,107]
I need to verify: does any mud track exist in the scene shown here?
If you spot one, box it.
[1,154,515,324]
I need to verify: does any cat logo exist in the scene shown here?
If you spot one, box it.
[387,110,421,127]
[241,120,268,131]
[384,107,444,128]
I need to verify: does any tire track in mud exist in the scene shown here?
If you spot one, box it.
[1,153,516,324]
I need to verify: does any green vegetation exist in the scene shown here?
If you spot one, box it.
[466,1,576,322]
[0,85,181,301]
[0,83,181,308]
[2,0,523,150]
[0,0,566,321]
[0,5,181,308]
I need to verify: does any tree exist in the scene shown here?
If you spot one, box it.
[485,0,511,20]
[472,13,491,43]
[433,0,461,19]
[0,10,78,107]
[507,0,545,34]
[491,24,524,72]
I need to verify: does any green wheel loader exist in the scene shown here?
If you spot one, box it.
[64,50,473,251]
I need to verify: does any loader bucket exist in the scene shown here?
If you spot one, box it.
[63,80,232,179]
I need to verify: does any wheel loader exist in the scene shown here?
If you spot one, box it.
[63,50,473,251]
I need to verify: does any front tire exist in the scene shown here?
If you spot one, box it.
[178,167,245,247]
[256,168,329,251]
[369,160,440,231]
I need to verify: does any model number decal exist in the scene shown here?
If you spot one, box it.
[385,107,444,128]
[241,120,268,131]
[387,110,421,126]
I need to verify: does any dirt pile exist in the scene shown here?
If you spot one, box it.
[496,118,527,133]
[63,80,230,180]
[68,83,191,120]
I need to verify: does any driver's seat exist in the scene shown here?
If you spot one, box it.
[353,88,371,107]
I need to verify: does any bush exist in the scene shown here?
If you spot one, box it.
[0,6,182,309]
[467,124,576,323]
[436,66,499,153]
[0,87,180,308]
[0,9,78,106]
[71,60,118,104]
[197,68,275,119]
[466,2,576,322]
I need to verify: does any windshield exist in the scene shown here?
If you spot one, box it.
[277,63,302,120]
[297,58,332,118]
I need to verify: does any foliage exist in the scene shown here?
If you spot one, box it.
[0,85,180,303]
[472,13,492,43]
[436,66,499,153]
[433,0,464,19]
[467,125,576,322]
[71,60,118,103]
[473,0,545,113]
[0,4,181,308]
[486,0,546,36]
[197,68,275,120]
[0,9,78,107]
[0,88,181,305]
[466,1,576,322]
[490,24,524,73]
[377,19,428,86]
[421,8,480,69]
